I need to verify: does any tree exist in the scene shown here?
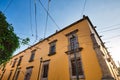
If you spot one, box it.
[0,11,29,65]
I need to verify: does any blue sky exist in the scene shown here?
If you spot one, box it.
[0,0,120,66]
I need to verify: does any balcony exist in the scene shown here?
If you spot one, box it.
[65,42,83,55]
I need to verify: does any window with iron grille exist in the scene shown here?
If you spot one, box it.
[48,40,57,56]
[41,61,49,79]
[17,56,23,66]
[12,59,17,68]
[0,69,6,80]
[24,66,33,80]
[14,69,21,80]
[43,64,49,78]
[69,35,78,50]
[29,50,36,62]
[71,58,83,76]
[50,45,55,54]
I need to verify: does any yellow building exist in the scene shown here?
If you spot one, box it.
[0,16,119,80]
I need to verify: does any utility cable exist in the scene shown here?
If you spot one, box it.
[4,0,14,12]
[97,23,120,30]
[43,0,51,38]
[80,0,87,17]
[103,35,120,40]
[98,27,120,33]
[29,0,34,36]
[34,0,38,41]
[38,0,60,30]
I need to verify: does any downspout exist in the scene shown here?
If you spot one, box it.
[37,57,43,80]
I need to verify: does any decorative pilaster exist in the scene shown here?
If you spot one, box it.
[91,34,114,80]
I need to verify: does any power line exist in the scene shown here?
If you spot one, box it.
[103,35,120,40]
[34,0,38,41]
[97,23,120,30]
[44,0,51,38]
[38,0,60,30]
[4,0,14,12]
[29,0,34,36]
[16,32,34,37]
[81,0,87,16]
[38,0,68,39]
[98,27,120,33]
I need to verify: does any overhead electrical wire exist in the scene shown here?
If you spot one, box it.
[98,27,120,33]
[34,0,38,41]
[4,0,14,12]
[103,35,120,40]
[29,0,34,36]
[81,0,87,17]
[43,0,51,38]
[97,23,120,30]
[38,0,60,30]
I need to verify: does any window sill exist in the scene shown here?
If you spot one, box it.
[48,52,56,56]
[29,60,34,62]
[65,47,83,55]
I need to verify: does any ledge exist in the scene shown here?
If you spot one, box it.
[29,59,34,62]
[48,52,56,56]
[102,76,115,80]
[65,47,83,55]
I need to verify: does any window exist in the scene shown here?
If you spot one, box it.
[24,66,33,80]
[71,58,83,76]
[17,56,23,66]
[8,70,13,80]
[69,35,78,50]
[41,61,49,79]
[29,50,36,62]
[50,44,55,54]
[43,64,49,78]
[48,40,57,56]
[12,59,17,68]
[14,69,21,80]
[0,69,6,80]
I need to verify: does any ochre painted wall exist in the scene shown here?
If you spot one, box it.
[1,19,103,80]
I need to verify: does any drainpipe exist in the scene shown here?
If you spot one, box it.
[37,57,43,80]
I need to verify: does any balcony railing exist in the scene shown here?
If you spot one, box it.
[68,42,79,51]
[65,42,83,54]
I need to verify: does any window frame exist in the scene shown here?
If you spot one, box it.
[12,58,17,68]
[48,40,57,56]
[69,35,78,51]
[29,50,36,62]
[17,56,23,66]
[24,66,33,80]
[41,60,50,80]
[7,70,13,80]
[71,58,84,77]
[14,68,21,80]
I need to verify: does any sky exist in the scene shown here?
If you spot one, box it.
[0,0,120,66]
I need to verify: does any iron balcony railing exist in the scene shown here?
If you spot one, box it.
[68,42,79,52]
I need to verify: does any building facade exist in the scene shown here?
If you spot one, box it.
[0,16,119,80]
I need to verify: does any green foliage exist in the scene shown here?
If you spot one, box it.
[21,37,30,45]
[0,11,29,65]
